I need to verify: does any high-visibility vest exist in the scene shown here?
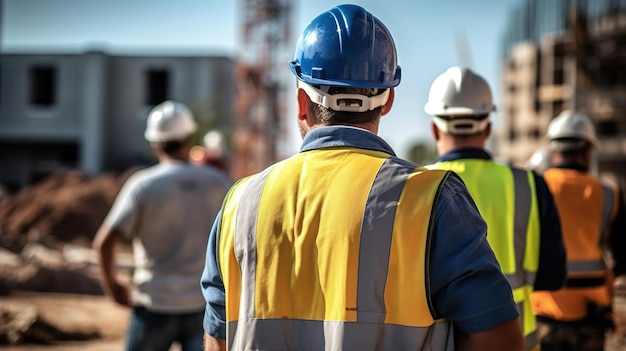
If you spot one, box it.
[428,159,540,350]
[531,168,618,321]
[218,147,454,350]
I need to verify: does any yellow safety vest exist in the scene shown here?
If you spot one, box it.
[531,168,618,321]
[428,159,540,350]
[218,147,453,350]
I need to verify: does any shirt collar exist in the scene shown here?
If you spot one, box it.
[300,126,396,156]
[435,147,492,162]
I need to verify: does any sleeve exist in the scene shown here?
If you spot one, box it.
[609,185,626,276]
[201,211,227,339]
[533,173,567,290]
[428,172,520,333]
[103,174,143,239]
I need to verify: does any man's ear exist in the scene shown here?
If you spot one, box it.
[484,121,492,138]
[297,88,309,121]
[431,121,441,141]
[381,88,395,116]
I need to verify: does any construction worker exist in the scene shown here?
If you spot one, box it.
[201,5,523,351]
[424,66,567,350]
[527,147,552,175]
[190,130,230,174]
[531,110,626,351]
[92,101,233,351]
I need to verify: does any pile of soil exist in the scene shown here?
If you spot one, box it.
[0,169,140,346]
[0,168,139,248]
[0,304,99,345]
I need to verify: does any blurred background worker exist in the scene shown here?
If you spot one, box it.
[531,110,626,351]
[526,147,552,175]
[92,100,233,351]
[424,66,567,351]
[201,4,523,351]
[190,129,230,174]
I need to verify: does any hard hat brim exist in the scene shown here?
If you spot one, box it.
[289,62,401,89]
[424,103,495,117]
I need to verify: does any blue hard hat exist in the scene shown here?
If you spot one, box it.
[288,4,401,88]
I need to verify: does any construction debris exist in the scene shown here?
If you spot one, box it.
[0,169,137,345]
[0,304,99,345]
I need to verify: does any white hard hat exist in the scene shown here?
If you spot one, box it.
[547,110,597,151]
[203,130,225,154]
[144,101,198,142]
[526,148,551,174]
[425,67,496,135]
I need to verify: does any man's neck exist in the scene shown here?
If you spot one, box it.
[438,138,485,156]
[157,153,189,163]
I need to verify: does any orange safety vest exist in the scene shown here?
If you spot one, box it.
[531,168,619,321]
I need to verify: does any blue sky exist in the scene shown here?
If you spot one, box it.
[1,0,522,158]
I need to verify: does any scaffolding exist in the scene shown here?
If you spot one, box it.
[231,0,293,179]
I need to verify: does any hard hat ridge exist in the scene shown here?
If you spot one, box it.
[288,4,401,89]
[425,66,495,135]
[424,66,496,117]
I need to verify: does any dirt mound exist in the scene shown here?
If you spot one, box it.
[0,292,128,350]
[0,168,139,247]
[0,304,99,345]
[0,169,143,347]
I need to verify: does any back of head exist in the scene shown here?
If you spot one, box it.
[425,66,496,135]
[547,110,596,152]
[289,4,401,118]
[145,100,198,143]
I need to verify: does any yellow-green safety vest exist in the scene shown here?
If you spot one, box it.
[428,159,540,350]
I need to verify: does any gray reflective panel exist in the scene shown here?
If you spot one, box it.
[510,168,531,289]
[234,166,274,320]
[229,319,454,351]
[568,259,606,273]
[600,184,616,246]
[357,157,413,319]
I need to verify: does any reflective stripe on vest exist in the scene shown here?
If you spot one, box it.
[600,184,617,245]
[219,150,454,350]
[429,160,540,350]
[600,183,616,248]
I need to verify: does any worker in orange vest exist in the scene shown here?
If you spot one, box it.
[531,110,626,351]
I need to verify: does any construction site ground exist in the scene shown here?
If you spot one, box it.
[0,291,129,351]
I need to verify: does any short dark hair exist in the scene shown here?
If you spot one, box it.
[307,86,386,125]
[152,135,193,155]
[550,138,592,153]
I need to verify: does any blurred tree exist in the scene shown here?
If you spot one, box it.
[406,140,438,166]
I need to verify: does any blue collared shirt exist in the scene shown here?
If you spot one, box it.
[201,127,519,339]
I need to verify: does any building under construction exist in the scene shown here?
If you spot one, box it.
[497,0,626,186]
[230,0,293,180]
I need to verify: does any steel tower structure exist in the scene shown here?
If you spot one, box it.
[231,0,293,179]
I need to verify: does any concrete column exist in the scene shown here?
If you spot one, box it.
[80,51,106,174]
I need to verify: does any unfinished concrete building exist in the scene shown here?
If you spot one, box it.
[498,0,626,186]
[0,51,234,190]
